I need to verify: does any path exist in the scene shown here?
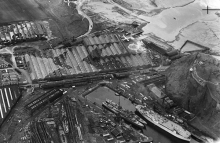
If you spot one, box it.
[106,0,149,22]
[191,60,220,103]
[64,0,93,38]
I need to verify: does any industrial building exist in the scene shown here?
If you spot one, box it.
[142,35,181,61]
[0,21,50,46]
[25,89,64,114]
[18,33,153,82]
[0,85,21,126]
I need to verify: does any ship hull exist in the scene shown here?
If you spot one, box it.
[102,102,118,114]
[121,116,144,129]
[136,107,191,142]
[102,103,144,128]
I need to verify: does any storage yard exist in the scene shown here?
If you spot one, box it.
[16,34,153,81]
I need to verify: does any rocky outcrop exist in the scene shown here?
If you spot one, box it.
[165,53,220,138]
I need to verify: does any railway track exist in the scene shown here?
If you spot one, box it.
[25,89,57,110]
[32,122,43,143]
[140,75,166,85]
[25,89,64,115]
[63,99,77,143]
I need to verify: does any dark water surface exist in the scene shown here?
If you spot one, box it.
[86,87,197,143]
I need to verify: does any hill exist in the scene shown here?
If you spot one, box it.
[165,53,220,139]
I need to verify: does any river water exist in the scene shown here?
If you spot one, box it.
[86,86,198,143]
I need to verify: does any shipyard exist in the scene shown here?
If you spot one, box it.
[0,0,220,143]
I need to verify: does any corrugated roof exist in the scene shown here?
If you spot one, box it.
[0,85,20,126]
[143,34,173,51]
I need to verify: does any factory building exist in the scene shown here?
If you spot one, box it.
[19,33,152,82]
[0,85,21,126]
[60,49,76,75]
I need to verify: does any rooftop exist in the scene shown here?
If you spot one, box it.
[0,85,21,127]
[143,34,174,51]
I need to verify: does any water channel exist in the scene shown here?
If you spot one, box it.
[86,86,198,143]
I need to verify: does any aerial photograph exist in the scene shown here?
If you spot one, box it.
[0,0,220,143]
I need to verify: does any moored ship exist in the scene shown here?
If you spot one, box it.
[98,115,153,143]
[136,105,191,142]
[121,123,153,143]
[106,99,147,125]
[102,99,145,128]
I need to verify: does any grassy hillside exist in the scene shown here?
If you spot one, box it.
[165,53,220,139]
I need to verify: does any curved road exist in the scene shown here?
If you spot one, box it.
[64,0,146,39]
[106,0,148,22]
[64,0,93,38]
[191,60,220,103]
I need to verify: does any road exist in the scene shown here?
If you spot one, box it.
[0,0,48,24]
[106,0,148,22]
[64,0,93,38]
[191,60,220,103]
